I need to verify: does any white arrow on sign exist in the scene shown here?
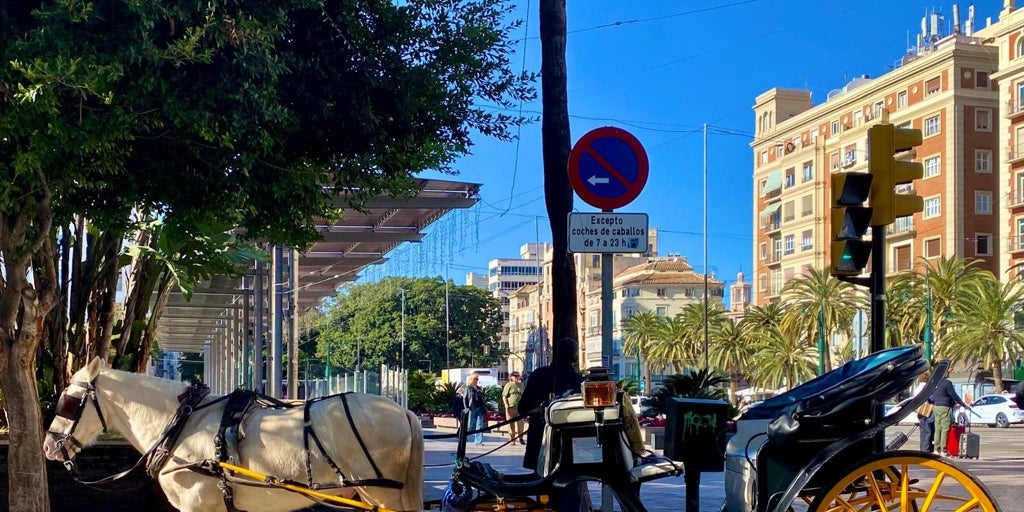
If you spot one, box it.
[587,175,610,186]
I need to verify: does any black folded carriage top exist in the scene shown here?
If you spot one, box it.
[740,344,926,443]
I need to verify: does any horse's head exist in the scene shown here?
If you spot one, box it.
[43,357,108,463]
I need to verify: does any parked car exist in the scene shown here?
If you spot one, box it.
[956,393,1024,428]
[629,395,652,416]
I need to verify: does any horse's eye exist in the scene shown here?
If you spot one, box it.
[55,393,83,419]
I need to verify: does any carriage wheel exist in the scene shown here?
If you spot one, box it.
[809,451,999,512]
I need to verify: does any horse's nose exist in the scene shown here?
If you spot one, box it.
[42,436,61,460]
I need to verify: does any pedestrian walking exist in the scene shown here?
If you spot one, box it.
[502,371,525,445]
[931,365,971,457]
[463,373,487,446]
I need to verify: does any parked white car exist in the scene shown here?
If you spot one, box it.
[956,393,1024,428]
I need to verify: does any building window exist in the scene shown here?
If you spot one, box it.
[770,269,783,295]
[760,151,768,164]
[924,196,941,218]
[784,168,795,188]
[758,274,766,292]
[853,110,863,127]
[656,306,667,317]
[759,242,767,260]
[783,201,794,222]
[975,109,991,131]
[1017,219,1024,250]
[924,155,941,178]
[801,230,813,250]
[924,115,941,136]
[925,77,940,95]
[656,288,666,297]
[975,150,991,173]
[811,128,819,141]
[1018,38,1024,60]
[874,101,884,117]
[894,244,913,272]
[830,152,841,170]
[801,195,813,217]
[975,233,992,256]
[831,120,840,135]
[924,237,941,259]
[1018,81,1024,108]
[802,162,813,182]
[897,91,908,109]
[975,191,992,215]
[976,71,989,88]
[784,235,794,254]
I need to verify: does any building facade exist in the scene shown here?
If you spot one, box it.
[752,11,1001,303]
[992,1,1024,278]
[580,255,724,382]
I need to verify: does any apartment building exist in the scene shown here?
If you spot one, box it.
[580,255,724,382]
[752,10,1000,304]
[992,1,1024,277]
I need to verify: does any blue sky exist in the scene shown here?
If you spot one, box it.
[361,0,1005,297]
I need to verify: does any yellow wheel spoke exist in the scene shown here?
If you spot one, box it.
[810,453,998,512]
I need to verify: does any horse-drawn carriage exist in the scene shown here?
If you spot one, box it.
[44,344,1001,511]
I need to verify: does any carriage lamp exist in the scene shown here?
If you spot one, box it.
[582,367,616,408]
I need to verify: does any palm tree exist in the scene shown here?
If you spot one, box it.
[780,267,861,372]
[886,270,926,348]
[648,314,693,374]
[677,300,727,366]
[709,317,756,404]
[922,256,988,353]
[741,301,787,332]
[621,311,663,394]
[941,274,1024,392]
[749,325,818,390]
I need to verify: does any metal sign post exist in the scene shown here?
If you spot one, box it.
[567,126,649,512]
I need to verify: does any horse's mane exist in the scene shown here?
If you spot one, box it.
[95,366,192,401]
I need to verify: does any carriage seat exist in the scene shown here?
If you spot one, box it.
[738,344,926,443]
[628,454,684,484]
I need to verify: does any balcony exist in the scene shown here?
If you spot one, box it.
[1008,191,1024,209]
[1007,143,1024,164]
[1009,234,1024,254]
[888,218,916,239]
[762,219,782,234]
[1006,99,1024,120]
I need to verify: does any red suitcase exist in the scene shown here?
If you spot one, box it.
[946,423,965,456]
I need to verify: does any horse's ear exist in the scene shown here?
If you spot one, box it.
[85,356,102,378]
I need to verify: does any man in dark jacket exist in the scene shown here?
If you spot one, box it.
[931,366,971,457]
[517,337,586,512]
[518,337,584,470]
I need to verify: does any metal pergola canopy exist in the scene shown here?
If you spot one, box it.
[155,178,480,353]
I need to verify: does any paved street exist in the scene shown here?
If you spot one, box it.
[423,424,1024,511]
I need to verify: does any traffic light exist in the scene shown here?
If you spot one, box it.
[868,124,924,226]
[830,172,874,277]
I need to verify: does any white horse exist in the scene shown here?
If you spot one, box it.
[43,357,424,512]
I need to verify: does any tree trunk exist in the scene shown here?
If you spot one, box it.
[0,197,56,512]
[539,0,577,360]
[133,270,175,373]
[117,250,163,370]
[991,351,1004,393]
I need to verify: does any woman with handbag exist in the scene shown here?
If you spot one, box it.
[912,373,935,452]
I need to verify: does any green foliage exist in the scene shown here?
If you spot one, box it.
[646,368,729,417]
[406,371,436,414]
[313,277,503,372]
[617,378,640,396]
[483,385,502,413]
[429,381,462,415]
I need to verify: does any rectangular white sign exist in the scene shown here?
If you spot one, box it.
[568,212,649,253]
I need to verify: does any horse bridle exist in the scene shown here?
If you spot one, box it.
[47,379,108,472]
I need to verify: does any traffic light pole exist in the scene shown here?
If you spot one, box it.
[870,225,886,354]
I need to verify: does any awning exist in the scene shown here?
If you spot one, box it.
[759,203,782,218]
[762,170,783,196]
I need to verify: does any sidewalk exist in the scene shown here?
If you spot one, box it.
[421,428,726,512]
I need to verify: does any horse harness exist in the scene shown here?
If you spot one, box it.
[52,382,404,512]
